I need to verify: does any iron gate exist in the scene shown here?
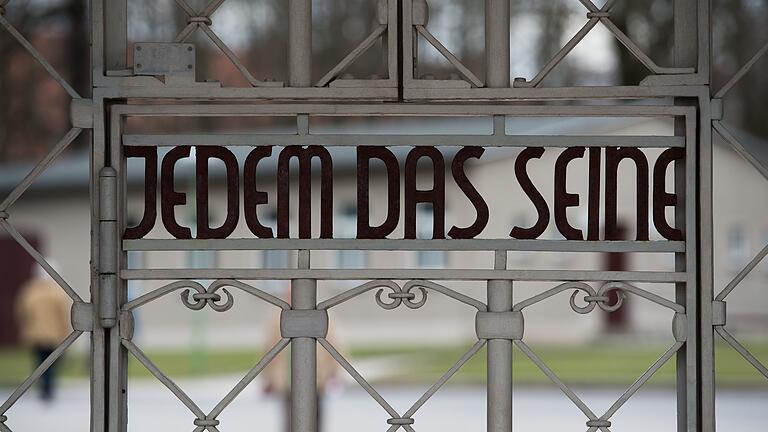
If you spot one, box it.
[0,0,766,431]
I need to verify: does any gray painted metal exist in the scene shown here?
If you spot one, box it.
[0,0,765,431]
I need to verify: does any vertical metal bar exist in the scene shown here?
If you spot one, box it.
[673,2,700,430]
[487,251,513,432]
[104,0,127,71]
[291,250,317,432]
[674,116,689,432]
[697,1,714,428]
[90,93,107,432]
[108,110,129,432]
[99,168,118,329]
[674,0,697,69]
[91,0,105,83]
[288,0,312,87]
[485,0,510,88]
[684,111,700,432]
[699,97,716,432]
[697,0,711,82]
[401,0,415,89]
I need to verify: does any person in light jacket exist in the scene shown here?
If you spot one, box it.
[15,262,72,401]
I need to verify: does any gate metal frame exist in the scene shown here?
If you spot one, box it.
[1,0,767,430]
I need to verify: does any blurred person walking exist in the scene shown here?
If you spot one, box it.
[14,262,72,402]
[262,288,344,432]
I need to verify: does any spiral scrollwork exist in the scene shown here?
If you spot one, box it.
[180,284,234,312]
[375,283,428,310]
[568,282,626,314]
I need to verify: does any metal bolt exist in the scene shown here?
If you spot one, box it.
[136,63,142,69]
[0,414,7,422]
[0,211,8,220]
[187,46,193,52]
[187,64,193,70]
[135,45,141,51]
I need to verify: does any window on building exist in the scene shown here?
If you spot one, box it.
[726,225,750,271]
[336,205,366,268]
[187,215,217,282]
[262,209,290,269]
[416,204,446,268]
[261,209,290,294]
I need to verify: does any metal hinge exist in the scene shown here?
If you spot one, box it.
[98,167,117,328]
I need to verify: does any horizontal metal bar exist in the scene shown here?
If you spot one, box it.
[123,239,685,253]
[122,134,683,148]
[94,83,707,100]
[111,103,695,118]
[120,269,687,283]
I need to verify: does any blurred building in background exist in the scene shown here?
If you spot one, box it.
[1,0,768,351]
[1,114,767,349]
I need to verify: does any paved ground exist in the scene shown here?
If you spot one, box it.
[2,378,766,431]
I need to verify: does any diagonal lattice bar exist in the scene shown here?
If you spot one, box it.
[318,338,415,432]
[0,128,83,212]
[0,219,83,302]
[122,339,207,421]
[198,23,265,87]
[517,0,617,88]
[716,327,768,379]
[170,0,280,87]
[0,331,83,415]
[207,338,290,418]
[579,0,693,75]
[0,15,80,98]
[514,340,609,432]
[515,18,600,88]
[599,18,693,75]
[713,121,768,182]
[518,0,692,87]
[387,340,487,432]
[715,39,768,98]
[415,25,483,87]
[587,341,684,431]
[716,242,768,301]
[316,24,387,87]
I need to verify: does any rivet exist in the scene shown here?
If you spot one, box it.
[135,45,142,51]
[187,64,193,70]
[0,211,8,220]
[187,46,193,52]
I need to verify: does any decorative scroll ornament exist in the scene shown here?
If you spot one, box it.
[180,282,234,312]
[375,283,428,310]
[570,283,625,314]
